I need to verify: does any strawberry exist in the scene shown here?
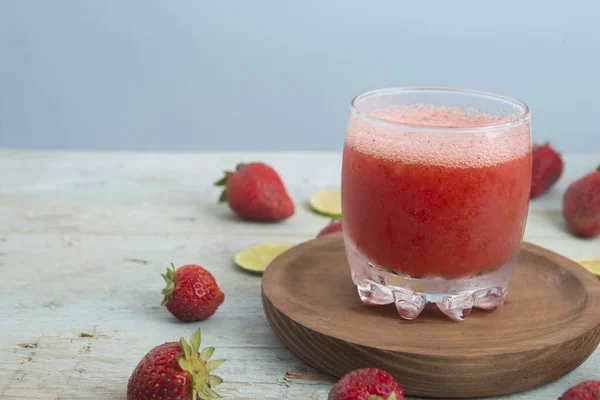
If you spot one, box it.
[127,328,225,400]
[531,142,564,198]
[318,218,343,237]
[328,368,404,400]
[559,380,600,399]
[563,166,600,238]
[215,162,294,222]
[162,263,224,322]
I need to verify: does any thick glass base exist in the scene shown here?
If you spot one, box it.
[344,237,517,321]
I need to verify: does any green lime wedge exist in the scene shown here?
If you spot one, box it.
[309,189,341,217]
[234,242,295,274]
[577,259,600,278]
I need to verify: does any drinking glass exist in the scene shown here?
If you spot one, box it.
[341,87,531,321]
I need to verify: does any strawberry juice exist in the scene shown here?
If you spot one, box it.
[341,88,532,321]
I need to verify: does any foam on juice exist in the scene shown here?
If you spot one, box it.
[346,104,530,168]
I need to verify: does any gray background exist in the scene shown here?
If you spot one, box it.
[1,0,599,153]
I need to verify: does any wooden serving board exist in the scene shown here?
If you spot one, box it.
[261,233,600,398]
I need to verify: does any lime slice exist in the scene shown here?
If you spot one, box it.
[577,259,600,278]
[309,189,341,217]
[234,242,295,273]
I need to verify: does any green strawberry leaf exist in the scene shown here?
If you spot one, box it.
[200,347,215,362]
[180,337,191,360]
[190,328,201,354]
[208,375,223,388]
[161,264,177,306]
[207,359,226,372]
[177,355,191,372]
[176,329,225,400]
[214,171,234,187]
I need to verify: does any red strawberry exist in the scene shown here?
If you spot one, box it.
[563,166,600,238]
[559,380,600,399]
[162,264,224,322]
[127,328,225,400]
[318,218,343,237]
[531,142,564,198]
[328,368,404,400]
[215,162,294,222]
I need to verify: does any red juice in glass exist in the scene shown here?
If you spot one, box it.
[341,87,531,321]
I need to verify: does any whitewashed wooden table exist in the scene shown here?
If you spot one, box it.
[0,150,598,400]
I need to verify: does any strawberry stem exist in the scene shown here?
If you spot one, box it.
[215,164,249,204]
[596,164,600,172]
[176,329,225,400]
[213,171,234,187]
[214,170,235,204]
[161,263,176,306]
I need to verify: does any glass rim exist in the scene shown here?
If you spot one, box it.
[350,86,531,133]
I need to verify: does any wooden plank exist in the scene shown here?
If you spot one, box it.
[0,201,590,241]
[0,201,332,237]
[0,151,343,204]
[0,233,333,399]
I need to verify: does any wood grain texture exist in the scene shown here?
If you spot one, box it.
[262,233,600,398]
[0,150,598,399]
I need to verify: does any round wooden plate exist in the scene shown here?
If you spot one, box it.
[261,233,600,398]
